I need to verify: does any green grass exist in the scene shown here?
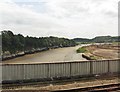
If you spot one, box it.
[76,47,87,53]
[89,55,97,60]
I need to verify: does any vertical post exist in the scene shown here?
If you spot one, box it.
[108,60,110,73]
[70,62,71,77]
[118,60,120,73]
[90,61,93,75]
[23,64,25,80]
[47,63,49,78]
[21,64,24,80]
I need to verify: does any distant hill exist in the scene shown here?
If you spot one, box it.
[73,36,120,43]
[73,38,91,43]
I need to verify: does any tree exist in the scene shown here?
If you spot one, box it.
[2,30,77,57]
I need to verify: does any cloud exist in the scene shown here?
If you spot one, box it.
[0,2,65,37]
[104,11,117,18]
[0,0,118,38]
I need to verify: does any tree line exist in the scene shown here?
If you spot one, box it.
[2,30,76,59]
[73,36,120,43]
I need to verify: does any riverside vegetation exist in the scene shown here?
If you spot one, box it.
[2,30,77,60]
[76,47,87,53]
[76,46,99,60]
[2,30,119,61]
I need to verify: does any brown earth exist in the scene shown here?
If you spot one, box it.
[85,43,119,60]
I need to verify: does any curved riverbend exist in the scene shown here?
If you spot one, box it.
[3,45,87,64]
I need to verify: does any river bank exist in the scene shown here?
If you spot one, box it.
[3,45,87,64]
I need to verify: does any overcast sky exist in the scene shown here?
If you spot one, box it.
[0,0,118,38]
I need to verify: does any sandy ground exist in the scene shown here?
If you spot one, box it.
[86,44,119,59]
[3,46,86,64]
[93,49,119,59]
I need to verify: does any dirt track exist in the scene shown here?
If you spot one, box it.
[3,46,86,64]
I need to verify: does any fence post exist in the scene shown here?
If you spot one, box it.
[108,60,110,73]
[70,62,71,77]
[47,63,49,78]
[90,61,93,75]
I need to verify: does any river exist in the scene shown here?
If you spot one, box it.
[3,45,87,64]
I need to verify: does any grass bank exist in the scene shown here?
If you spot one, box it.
[76,47,88,53]
[76,46,103,60]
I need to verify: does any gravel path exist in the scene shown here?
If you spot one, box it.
[2,77,119,91]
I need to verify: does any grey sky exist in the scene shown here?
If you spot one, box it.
[0,0,118,38]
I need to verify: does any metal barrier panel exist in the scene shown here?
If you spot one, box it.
[49,63,70,78]
[109,60,119,73]
[71,62,90,76]
[2,59,120,82]
[2,64,24,81]
[92,60,108,74]
[23,64,48,79]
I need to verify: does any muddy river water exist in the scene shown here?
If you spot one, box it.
[3,45,87,64]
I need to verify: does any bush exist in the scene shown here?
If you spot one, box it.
[76,47,87,53]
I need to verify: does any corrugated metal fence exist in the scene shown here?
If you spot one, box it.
[2,59,120,82]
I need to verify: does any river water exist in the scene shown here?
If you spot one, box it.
[3,45,87,64]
